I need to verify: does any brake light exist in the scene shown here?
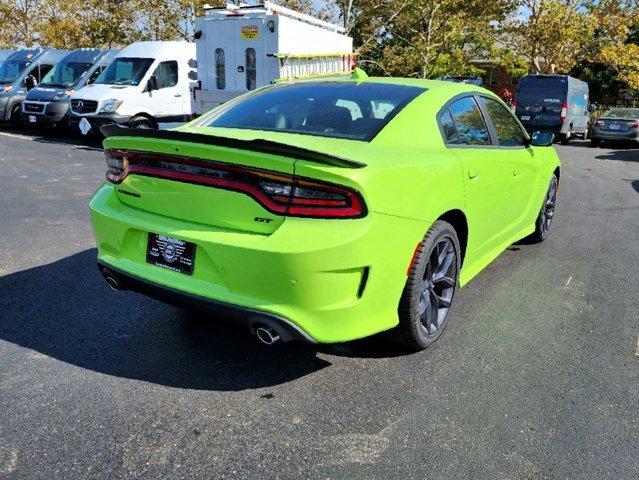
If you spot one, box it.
[104,150,366,219]
[594,119,604,127]
[629,121,639,129]
[560,102,568,121]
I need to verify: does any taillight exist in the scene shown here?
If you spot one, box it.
[629,121,639,129]
[594,119,604,127]
[560,102,568,121]
[104,150,366,219]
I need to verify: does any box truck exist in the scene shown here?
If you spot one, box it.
[193,2,354,114]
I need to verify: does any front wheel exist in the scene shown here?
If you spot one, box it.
[394,221,460,351]
[527,174,558,243]
[129,116,155,129]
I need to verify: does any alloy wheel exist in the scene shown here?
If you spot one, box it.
[540,179,557,237]
[419,237,457,334]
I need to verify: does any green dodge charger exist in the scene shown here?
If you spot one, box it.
[90,71,560,351]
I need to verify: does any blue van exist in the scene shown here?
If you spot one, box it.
[21,48,118,129]
[0,48,69,125]
[515,74,590,143]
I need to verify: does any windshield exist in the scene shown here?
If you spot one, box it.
[517,76,567,107]
[94,57,154,86]
[40,61,93,88]
[0,60,28,84]
[601,108,639,120]
[204,82,425,141]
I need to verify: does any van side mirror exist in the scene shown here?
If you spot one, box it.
[588,103,597,112]
[530,131,554,147]
[24,75,37,91]
[147,75,159,92]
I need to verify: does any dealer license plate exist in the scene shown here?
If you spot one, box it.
[609,124,621,130]
[146,233,196,275]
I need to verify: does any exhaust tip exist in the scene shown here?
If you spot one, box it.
[255,326,281,345]
[104,275,121,291]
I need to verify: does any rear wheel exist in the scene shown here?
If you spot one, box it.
[582,126,589,140]
[395,221,460,351]
[527,174,558,243]
[560,130,571,144]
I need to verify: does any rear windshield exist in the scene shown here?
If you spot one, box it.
[204,82,425,141]
[601,108,639,120]
[517,76,567,106]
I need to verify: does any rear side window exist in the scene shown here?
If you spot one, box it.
[439,109,459,144]
[448,96,491,145]
[480,97,527,147]
[204,82,425,141]
[152,61,178,89]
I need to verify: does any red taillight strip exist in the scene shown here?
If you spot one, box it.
[107,150,366,219]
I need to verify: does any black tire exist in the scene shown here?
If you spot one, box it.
[129,116,155,129]
[582,127,588,140]
[9,104,22,128]
[394,221,461,351]
[560,131,571,145]
[527,174,558,243]
[590,138,601,148]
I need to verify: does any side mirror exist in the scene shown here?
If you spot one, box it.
[588,103,597,112]
[147,75,159,92]
[530,130,554,147]
[24,75,37,91]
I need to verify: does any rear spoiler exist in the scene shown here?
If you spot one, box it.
[100,125,367,169]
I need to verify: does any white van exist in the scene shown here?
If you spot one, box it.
[194,2,354,114]
[68,41,196,135]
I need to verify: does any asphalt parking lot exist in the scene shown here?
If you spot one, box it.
[0,128,638,479]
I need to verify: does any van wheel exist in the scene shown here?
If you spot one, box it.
[9,104,22,127]
[394,221,460,351]
[130,116,155,129]
[560,131,571,144]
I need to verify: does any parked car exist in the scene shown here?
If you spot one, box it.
[514,74,590,143]
[194,1,354,114]
[90,73,560,351]
[68,41,196,136]
[0,50,15,63]
[438,76,484,87]
[589,107,639,147]
[0,48,69,126]
[20,48,118,129]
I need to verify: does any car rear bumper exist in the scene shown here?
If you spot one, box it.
[590,127,639,141]
[89,183,428,343]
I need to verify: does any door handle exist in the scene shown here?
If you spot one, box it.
[468,168,479,180]
[173,94,182,97]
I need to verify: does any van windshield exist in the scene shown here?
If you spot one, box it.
[0,60,28,84]
[517,76,567,107]
[204,82,425,141]
[94,57,154,86]
[40,62,93,88]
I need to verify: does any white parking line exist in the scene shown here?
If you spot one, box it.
[0,130,103,151]
[0,131,33,141]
